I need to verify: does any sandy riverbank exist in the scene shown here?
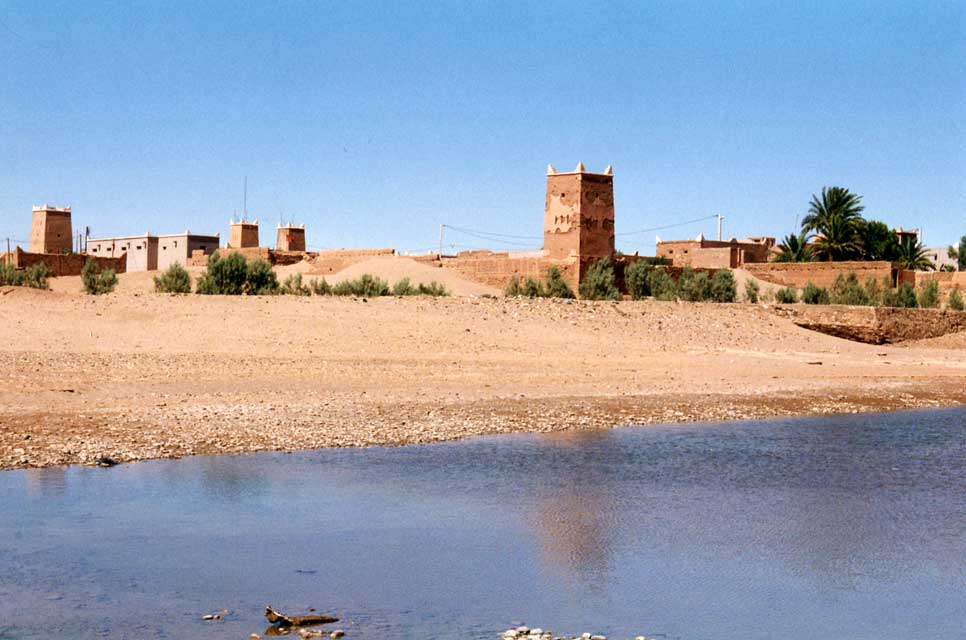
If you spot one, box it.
[2,287,965,469]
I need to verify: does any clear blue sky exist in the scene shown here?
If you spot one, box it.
[2,1,963,254]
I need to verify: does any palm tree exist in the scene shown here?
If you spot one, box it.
[895,236,935,271]
[801,187,865,233]
[774,232,813,262]
[811,212,864,261]
[801,187,865,262]
[948,235,966,271]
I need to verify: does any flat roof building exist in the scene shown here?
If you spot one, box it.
[29,205,73,254]
[87,231,219,272]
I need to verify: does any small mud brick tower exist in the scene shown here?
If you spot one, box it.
[29,205,73,254]
[228,218,259,248]
[543,163,615,274]
[276,224,306,252]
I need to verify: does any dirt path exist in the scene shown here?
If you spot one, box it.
[1,288,964,469]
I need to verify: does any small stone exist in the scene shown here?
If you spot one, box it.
[250,635,261,640]
[517,628,530,636]
[529,630,543,636]
[590,636,606,640]
[201,614,215,620]
[330,631,345,639]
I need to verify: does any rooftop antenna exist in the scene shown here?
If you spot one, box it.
[243,176,248,218]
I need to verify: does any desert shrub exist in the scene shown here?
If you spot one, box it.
[578,257,619,300]
[677,268,711,302]
[153,262,192,294]
[918,279,940,309]
[200,251,248,295]
[775,287,798,304]
[801,282,830,305]
[545,266,574,299]
[310,278,331,295]
[23,262,51,290]
[709,269,737,303]
[830,272,870,306]
[521,277,545,298]
[81,260,117,295]
[624,261,651,300]
[392,277,418,296]
[882,282,918,308]
[504,276,524,297]
[332,274,390,297]
[0,263,24,286]
[246,259,279,295]
[744,279,759,303]
[648,267,678,301]
[417,281,449,296]
[281,272,310,296]
[864,277,885,307]
[948,289,964,311]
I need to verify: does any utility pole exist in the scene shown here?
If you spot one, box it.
[5,238,10,266]
[717,213,724,241]
[438,224,444,258]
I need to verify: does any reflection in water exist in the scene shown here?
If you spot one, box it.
[0,408,964,640]
[23,467,67,497]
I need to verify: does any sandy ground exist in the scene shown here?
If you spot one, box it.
[2,284,965,469]
[50,256,500,297]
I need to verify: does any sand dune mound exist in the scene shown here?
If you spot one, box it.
[308,256,498,297]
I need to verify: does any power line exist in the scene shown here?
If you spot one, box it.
[441,224,542,241]
[615,214,718,237]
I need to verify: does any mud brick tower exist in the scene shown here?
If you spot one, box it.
[543,163,615,279]
[29,205,73,254]
[276,224,306,252]
[228,218,259,248]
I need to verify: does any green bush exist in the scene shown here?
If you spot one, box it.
[710,270,737,303]
[247,259,279,295]
[744,279,759,303]
[81,260,117,295]
[23,262,51,289]
[882,282,918,308]
[830,272,870,306]
[416,281,449,296]
[0,263,24,286]
[332,274,390,297]
[801,282,830,305]
[545,266,574,299]
[280,272,310,296]
[200,251,247,295]
[153,262,192,294]
[578,257,619,300]
[504,276,524,297]
[918,279,940,309]
[521,277,545,298]
[677,268,711,302]
[864,277,885,307]
[775,287,798,304]
[392,277,418,296]
[310,278,331,295]
[624,261,651,300]
[648,267,678,301]
[948,289,964,311]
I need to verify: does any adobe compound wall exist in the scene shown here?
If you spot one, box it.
[434,251,580,292]
[746,261,897,288]
[12,247,127,277]
[308,248,396,275]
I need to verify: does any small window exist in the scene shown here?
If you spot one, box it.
[200,245,206,251]
[162,246,167,250]
[174,240,178,247]
[92,247,98,252]
[136,245,142,250]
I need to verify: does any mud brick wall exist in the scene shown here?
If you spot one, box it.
[440,252,580,292]
[746,261,896,288]
[12,247,126,276]
[308,248,396,275]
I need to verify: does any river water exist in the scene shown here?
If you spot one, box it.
[1,408,964,639]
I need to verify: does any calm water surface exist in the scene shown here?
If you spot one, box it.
[1,408,965,639]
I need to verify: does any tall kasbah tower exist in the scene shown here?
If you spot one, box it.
[276,224,306,252]
[228,218,259,248]
[29,205,73,254]
[543,163,615,267]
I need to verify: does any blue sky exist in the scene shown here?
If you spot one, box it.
[2,1,964,254]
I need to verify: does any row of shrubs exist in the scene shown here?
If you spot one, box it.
[771,272,964,310]
[0,262,53,290]
[154,251,449,297]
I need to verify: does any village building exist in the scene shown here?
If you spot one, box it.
[87,231,219,272]
[276,224,306,252]
[656,235,775,269]
[228,219,259,249]
[29,205,73,254]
